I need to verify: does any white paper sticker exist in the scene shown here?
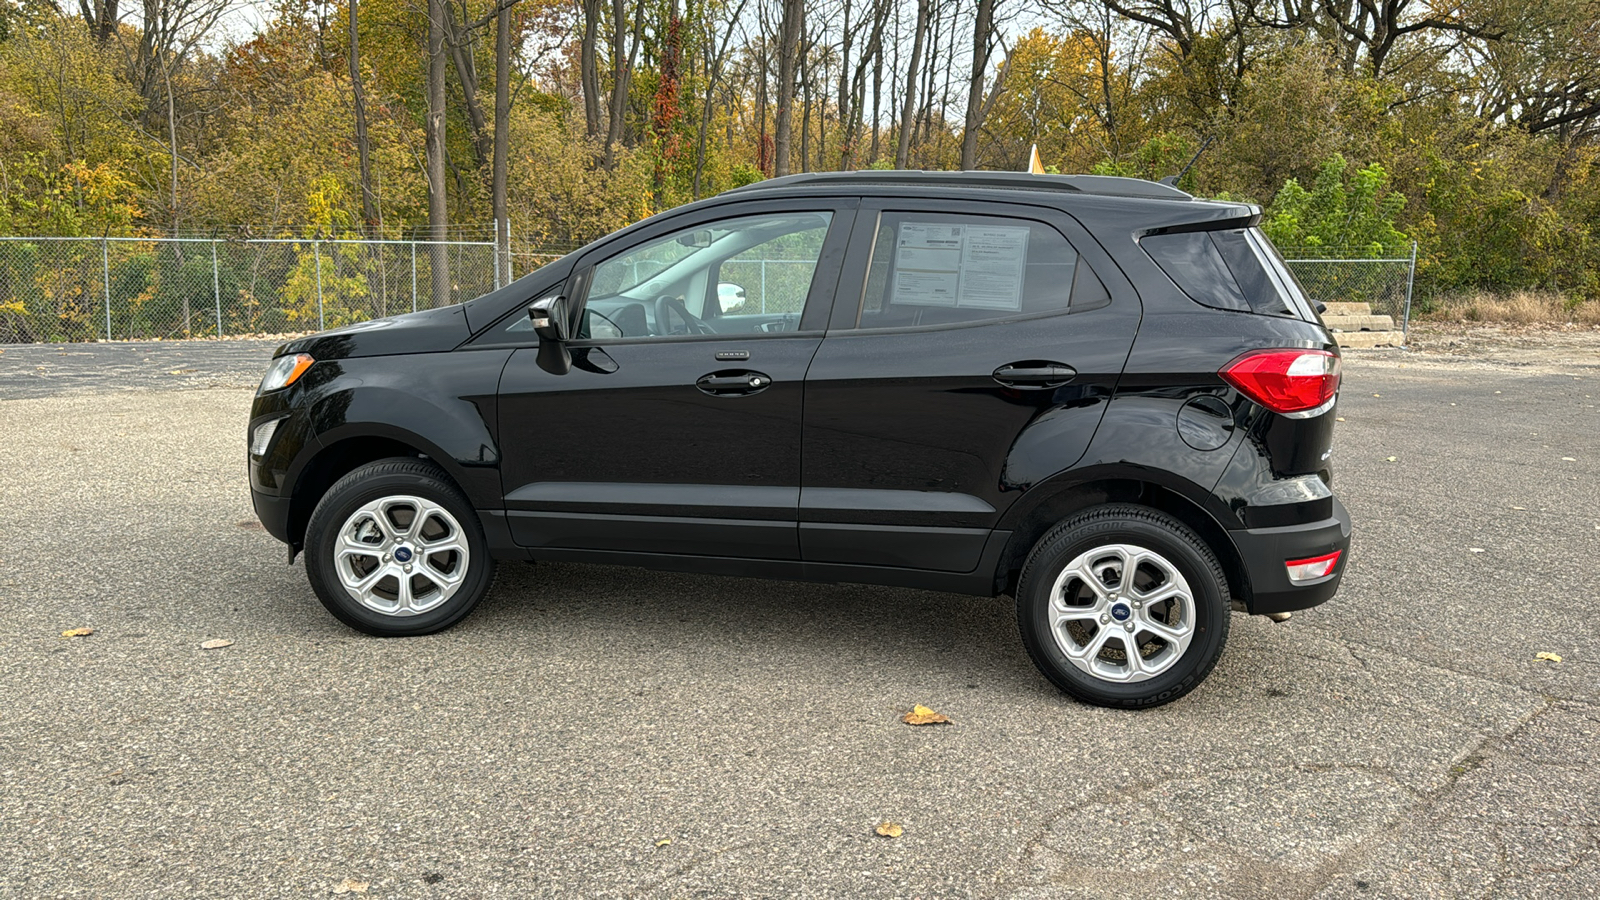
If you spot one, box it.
[890,222,1029,312]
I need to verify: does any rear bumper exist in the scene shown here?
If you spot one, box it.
[1231,497,1351,614]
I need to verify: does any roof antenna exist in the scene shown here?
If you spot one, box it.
[1160,137,1213,187]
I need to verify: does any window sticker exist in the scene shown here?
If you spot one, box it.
[890,222,1030,312]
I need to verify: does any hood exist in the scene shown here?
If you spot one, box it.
[275,305,471,361]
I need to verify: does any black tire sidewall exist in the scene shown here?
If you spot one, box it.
[304,461,494,637]
[1018,509,1229,708]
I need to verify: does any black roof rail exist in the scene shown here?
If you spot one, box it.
[720,170,1192,201]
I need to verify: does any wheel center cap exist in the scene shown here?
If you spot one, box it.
[1110,603,1132,622]
[394,546,414,563]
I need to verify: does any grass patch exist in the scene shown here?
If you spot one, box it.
[1423,290,1600,326]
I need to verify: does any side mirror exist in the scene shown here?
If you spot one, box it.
[529,294,575,375]
[717,282,748,312]
[528,295,573,342]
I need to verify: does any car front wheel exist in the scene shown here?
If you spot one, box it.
[303,458,495,636]
[1016,504,1230,708]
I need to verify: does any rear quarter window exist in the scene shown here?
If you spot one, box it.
[1142,229,1297,317]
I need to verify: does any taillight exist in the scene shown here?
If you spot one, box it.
[1286,550,1341,583]
[1219,349,1340,417]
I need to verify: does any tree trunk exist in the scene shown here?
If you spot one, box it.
[580,0,602,139]
[426,0,451,308]
[604,0,642,167]
[494,0,512,283]
[444,10,492,171]
[960,0,996,170]
[350,0,377,234]
[772,0,803,177]
[894,0,929,169]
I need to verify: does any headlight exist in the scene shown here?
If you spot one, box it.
[259,353,314,394]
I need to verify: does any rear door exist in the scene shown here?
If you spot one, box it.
[800,199,1140,572]
[496,201,855,559]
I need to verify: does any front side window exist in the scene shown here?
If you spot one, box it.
[580,211,833,340]
[854,213,1084,329]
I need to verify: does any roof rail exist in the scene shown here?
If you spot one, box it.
[721,170,1192,201]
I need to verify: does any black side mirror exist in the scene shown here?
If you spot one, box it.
[529,295,573,342]
[530,294,574,375]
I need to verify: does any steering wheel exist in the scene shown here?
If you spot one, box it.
[653,295,713,336]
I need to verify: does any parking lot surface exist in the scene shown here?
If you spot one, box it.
[1,336,1597,898]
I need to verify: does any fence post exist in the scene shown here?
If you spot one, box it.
[314,239,325,330]
[102,238,111,341]
[211,240,222,337]
[410,242,418,313]
[1403,240,1417,340]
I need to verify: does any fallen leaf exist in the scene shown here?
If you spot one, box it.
[1469,548,1485,554]
[61,627,94,638]
[655,838,671,848]
[903,704,951,726]
[874,822,904,838]
[1562,457,1576,462]
[1336,417,1345,422]
[1373,393,1381,397]
[199,638,234,650]
[1385,456,1397,462]
[331,879,369,895]
[1536,652,1563,663]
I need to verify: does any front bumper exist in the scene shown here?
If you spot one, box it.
[1230,496,1352,614]
[251,487,293,544]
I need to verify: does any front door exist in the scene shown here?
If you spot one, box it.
[497,203,855,559]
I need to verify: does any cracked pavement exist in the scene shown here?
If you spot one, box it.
[0,338,1596,897]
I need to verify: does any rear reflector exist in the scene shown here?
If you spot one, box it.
[1285,550,1341,583]
[1220,349,1340,416]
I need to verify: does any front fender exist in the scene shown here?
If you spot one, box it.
[295,350,512,508]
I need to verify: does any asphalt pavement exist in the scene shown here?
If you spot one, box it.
[0,338,1596,898]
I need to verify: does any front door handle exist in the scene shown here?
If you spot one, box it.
[696,370,773,397]
[993,362,1077,389]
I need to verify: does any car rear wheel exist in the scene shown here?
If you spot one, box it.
[1016,504,1230,708]
[304,458,495,636]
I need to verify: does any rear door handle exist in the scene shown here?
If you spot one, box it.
[696,370,772,397]
[993,362,1077,389]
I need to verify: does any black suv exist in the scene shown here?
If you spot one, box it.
[249,171,1350,707]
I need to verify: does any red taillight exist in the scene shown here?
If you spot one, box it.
[1220,349,1341,416]
[1285,550,1341,583]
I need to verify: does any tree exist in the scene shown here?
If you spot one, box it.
[771,0,802,176]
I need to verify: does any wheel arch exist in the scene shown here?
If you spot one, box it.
[993,473,1250,606]
[285,430,466,548]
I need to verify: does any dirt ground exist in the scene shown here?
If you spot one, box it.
[1382,322,1600,374]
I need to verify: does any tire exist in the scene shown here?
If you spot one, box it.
[303,457,496,636]
[1016,504,1230,708]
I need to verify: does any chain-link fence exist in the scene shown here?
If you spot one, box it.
[0,237,499,343]
[1280,243,1418,334]
[1,233,1420,343]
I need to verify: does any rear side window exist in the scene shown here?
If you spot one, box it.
[1143,229,1296,317]
[854,213,1094,329]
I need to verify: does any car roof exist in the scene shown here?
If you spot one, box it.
[720,170,1193,202]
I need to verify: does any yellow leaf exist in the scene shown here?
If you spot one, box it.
[1536,652,1563,663]
[199,638,234,650]
[655,839,671,848]
[331,879,369,895]
[61,627,94,638]
[874,822,903,838]
[903,704,951,726]
[1385,456,1397,462]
